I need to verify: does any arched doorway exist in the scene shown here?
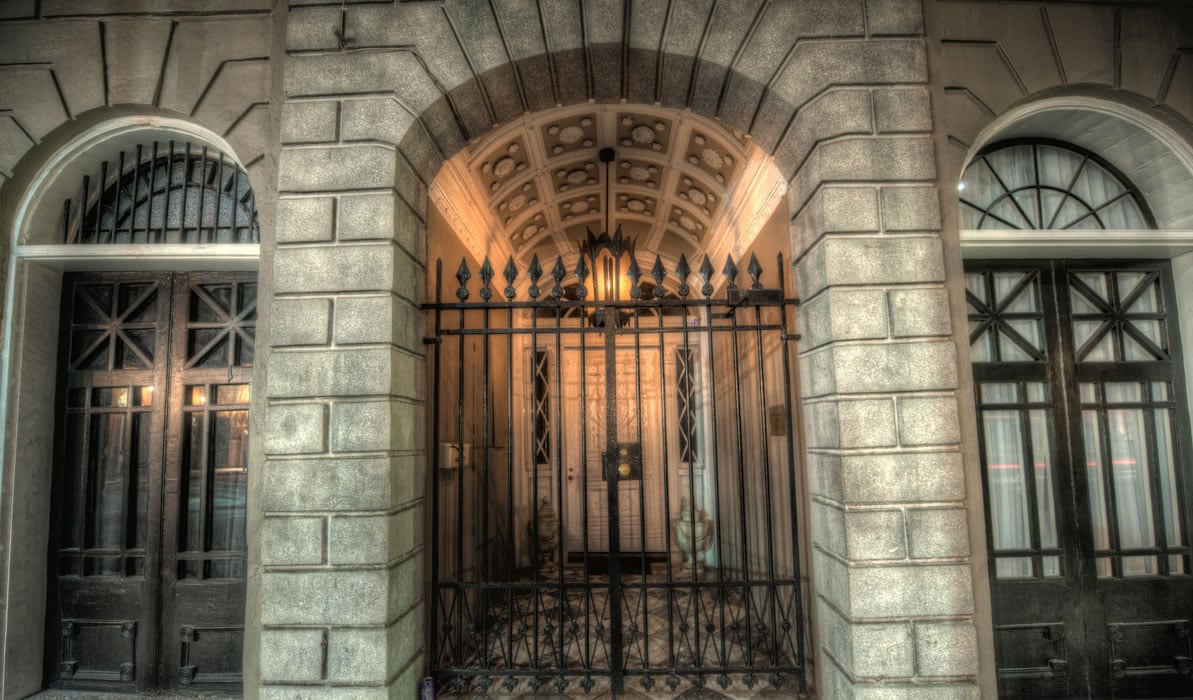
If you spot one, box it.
[1,121,260,695]
[961,131,1193,697]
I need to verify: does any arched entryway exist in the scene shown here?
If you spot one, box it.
[0,116,261,695]
[959,97,1193,698]
[262,3,981,697]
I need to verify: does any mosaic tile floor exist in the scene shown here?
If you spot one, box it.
[436,565,805,698]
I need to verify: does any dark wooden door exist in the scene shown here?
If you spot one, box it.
[47,272,253,694]
[968,261,1193,698]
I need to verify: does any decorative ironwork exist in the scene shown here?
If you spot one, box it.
[959,138,1156,230]
[425,252,804,695]
[677,349,698,464]
[61,140,259,245]
[533,351,551,466]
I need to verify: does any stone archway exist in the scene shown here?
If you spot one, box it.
[258,2,983,697]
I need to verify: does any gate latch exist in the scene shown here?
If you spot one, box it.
[603,443,642,481]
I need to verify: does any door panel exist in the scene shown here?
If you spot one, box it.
[969,261,1193,698]
[49,275,170,692]
[563,345,666,554]
[48,272,252,694]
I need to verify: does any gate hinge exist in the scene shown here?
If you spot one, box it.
[423,337,440,345]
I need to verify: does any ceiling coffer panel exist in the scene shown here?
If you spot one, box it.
[543,114,597,159]
[614,156,663,191]
[476,136,531,195]
[557,193,604,225]
[551,159,601,195]
[684,131,738,185]
[617,112,673,154]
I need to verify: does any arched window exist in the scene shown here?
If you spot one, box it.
[62,141,258,245]
[959,139,1155,230]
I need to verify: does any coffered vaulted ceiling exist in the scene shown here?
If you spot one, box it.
[431,104,787,282]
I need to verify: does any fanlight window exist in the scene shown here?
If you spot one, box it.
[959,139,1155,231]
[61,140,259,244]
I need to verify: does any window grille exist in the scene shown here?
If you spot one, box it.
[61,141,259,245]
[959,139,1155,230]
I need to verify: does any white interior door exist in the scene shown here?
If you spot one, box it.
[562,344,666,555]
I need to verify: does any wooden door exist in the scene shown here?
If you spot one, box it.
[968,261,1193,698]
[563,344,666,555]
[47,272,253,694]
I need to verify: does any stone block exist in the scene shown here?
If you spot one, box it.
[262,569,390,625]
[770,90,873,180]
[773,39,927,109]
[266,347,417,398]
[338,192,395,242]
[261,688,392,700]
[865,0,924,36]
[846,509,907,560]
[873,87,932,134]
[285,5,341,51]
[853,620,915,679]
[915,621,979,677]
[263,403,326,455]
[849,564,974,618]
[806,399,897,449]
[798,236,945,298]
[853,685,980,700]
[881,186,941,231]
[813,503,906,560]
[389,554,424,618]
[263,456,396,512]
[278,145,396,192]
[270,298,331,346]
[327,508,421,566]
[261,516,324,566]
[804,340,957,396]
[907,508,970,559]
[391,611,423,683]
[807,450,966,504]
[282,100,338,144]
[326,628,386,683]
[799,288,888,349]
[333,295,426,350]
[331,400,422,453]
[897,395,960,446]
[260,629,324,683]
[275,197,334,243]
[889,287,952,338]
[328,514,390,566]
[273,243,397,294]
[819,603,914,679]
[789,136,936,213]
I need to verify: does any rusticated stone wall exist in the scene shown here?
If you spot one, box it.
[267,1,981,697]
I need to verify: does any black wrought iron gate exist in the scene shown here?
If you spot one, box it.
[425,251,806,696]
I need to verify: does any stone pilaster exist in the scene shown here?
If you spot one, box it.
[260,50,429,695]
[790,4,980,697]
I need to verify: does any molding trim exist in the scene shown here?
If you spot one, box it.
[960,229,1193,259]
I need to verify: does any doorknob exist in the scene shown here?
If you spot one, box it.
[567,470,574,481]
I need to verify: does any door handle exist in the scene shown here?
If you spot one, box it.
[567,470,574,481]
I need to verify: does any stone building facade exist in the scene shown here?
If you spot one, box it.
[0,1,1191,698]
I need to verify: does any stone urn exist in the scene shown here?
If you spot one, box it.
[528,497,559,575]
[673,497,713,575]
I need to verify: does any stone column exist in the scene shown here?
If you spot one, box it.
[257,57,430,699]
[789,6,981,698]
